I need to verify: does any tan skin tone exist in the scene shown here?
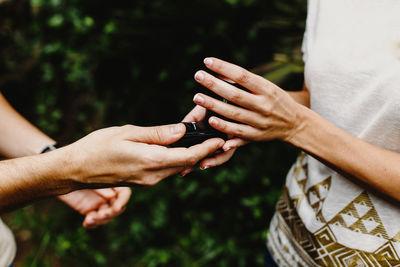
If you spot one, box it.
[0,93,133,227]
[0,93,224,220]
[192,57,400,202]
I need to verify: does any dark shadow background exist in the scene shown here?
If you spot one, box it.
[0,0,306,265]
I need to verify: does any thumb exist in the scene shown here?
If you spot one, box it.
[129,123,186,145]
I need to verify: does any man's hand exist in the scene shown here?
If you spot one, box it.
[58,187,131,228]
[180,105,246,175]
[65,123,225,186]
[0,123,224,212]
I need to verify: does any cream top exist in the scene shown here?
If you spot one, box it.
[268,0,400,265]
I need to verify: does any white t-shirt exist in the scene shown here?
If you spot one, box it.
[268,0,400,266]
[0,218,16,266]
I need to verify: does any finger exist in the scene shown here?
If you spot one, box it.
[162,138,225,168]
[194,70,258,109]
[123,123,186,145]
[110,187,132,215]
[182,105,207,122]
[193,93,263,127]
[208,116,260,140]
[223,138,248,152]
[180,166,195,176]
[60,190,107,214]
[202,57,270,94]
[86,218,113,228]
[97,204,114,219]
[94,188,117,200]
[199,148,236,169]
[83,212,113,229]
[83,211,98,228]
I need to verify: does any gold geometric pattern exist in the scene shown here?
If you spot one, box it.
[330,192,389,239]
[268,153,400,267]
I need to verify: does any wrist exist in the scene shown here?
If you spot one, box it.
[286,106,338,160]
[40,143,80,197]
[43,146,82,192]
[283,103,313,145]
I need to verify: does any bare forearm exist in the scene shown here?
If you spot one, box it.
[291,106,400,201]
[0,148,78,213]
[192,58,400,202]
[0,93,55,158]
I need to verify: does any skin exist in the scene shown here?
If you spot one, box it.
[192,57,400,203]
[180,105,238,175]
[0,93,131,227]
[0,93,224,217]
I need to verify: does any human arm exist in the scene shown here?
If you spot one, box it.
[0,122,224,213]
[0,93,56,157]
[0,92,131,227]
[191,57,400,202]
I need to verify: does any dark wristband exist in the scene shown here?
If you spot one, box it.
[40,144,58,154]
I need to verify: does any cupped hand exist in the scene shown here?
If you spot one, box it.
[192,57,304,144]
[58,187,132,228]
[65,123,224,186]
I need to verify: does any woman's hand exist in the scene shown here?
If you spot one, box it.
[59,187,131,228]
[192,57,305,144]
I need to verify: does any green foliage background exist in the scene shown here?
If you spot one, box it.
[0,0,306,265]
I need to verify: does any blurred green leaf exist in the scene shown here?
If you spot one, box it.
[1,0,306,265]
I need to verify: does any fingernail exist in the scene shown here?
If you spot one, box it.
[201,165,209,170]
[193,94,205,105]
[172,123,184,135]
[194,71,204,82]
[204,58,213,67]
[209,117,218,127]
[223,144,232,151]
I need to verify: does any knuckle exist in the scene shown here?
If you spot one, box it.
[269,87,279,99]
[153,127,164,143]
[228,109,241,120]
[140,154,158,169]
[237,69,250,84]
[204,77,215,89]
[217,120,226,130]
[259,97,271,114]
[264,84,278,98]
[263,103,273,115]
[204,97,215,109]
[120,124,136,133]
[235,127,245,137]
[230,91,242,103]
[233,110,242,119]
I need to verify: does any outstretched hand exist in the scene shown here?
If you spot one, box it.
[65,123,224,187]
[192,57,303,144]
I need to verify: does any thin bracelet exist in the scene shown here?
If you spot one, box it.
[40,144,58,154]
